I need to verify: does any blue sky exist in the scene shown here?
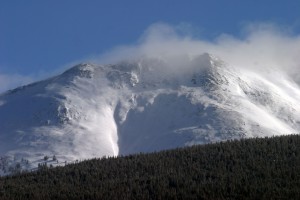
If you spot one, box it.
[1,0,300,92]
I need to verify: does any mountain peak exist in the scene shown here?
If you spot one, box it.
[1,53,299,175]
[61,63,96,79]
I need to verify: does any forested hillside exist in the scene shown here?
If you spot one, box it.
[0,135,299,199]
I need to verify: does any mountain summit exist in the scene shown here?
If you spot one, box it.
[0,53,299,174]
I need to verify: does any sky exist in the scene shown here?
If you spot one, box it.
[1,0,300,92]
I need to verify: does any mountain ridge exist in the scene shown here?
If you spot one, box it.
[0,53,299,175]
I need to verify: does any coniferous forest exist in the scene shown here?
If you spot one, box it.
[0,135,299,199]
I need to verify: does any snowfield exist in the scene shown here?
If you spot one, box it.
[0,53,300,175]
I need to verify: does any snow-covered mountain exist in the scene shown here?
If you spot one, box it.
[1,53,300,174]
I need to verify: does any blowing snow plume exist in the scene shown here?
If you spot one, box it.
[1,22,300,175]
[98,23,300,81]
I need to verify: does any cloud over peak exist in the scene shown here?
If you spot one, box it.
[2,22,300,93]
[98,22,300,78]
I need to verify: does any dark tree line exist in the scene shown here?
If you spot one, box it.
[0,134,299,199]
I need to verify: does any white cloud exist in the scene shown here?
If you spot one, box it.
[2,22,300,93]
[96,22,300,80]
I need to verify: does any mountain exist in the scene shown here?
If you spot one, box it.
[0,53,299,174]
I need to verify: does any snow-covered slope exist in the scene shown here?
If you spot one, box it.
[1,53,300,174]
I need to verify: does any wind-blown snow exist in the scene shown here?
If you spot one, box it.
[0,54,300,175]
